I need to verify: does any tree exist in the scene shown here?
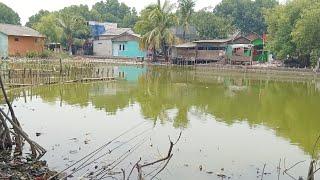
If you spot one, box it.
[59,5,93,21]
[33,13,63,43]
[292,2,320,66]
[57,12,89,55]
[214,0,278,34]
[135,0,178,61]
[91,0,137,28]
[178,0,195,40]
[26,10,50,27]
[121,8,138,28]
[191,11,234,39]
[0,2,20,25]
[265,0,316,65]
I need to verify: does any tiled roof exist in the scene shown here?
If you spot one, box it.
[0,24,45,37]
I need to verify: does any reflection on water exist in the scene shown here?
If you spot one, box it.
[6,66,320,180]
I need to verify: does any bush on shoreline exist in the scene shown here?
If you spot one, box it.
[25,50,71,60]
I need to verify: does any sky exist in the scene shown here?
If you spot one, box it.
[0,0,222,25]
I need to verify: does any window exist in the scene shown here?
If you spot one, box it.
[198,46,225,51]
[119,44,125,51]
[14,37,19,42]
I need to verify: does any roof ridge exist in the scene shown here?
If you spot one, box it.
[0,23,44,37]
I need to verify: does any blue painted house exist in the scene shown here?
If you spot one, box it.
[93,28,146,58]
[0,32,8,59]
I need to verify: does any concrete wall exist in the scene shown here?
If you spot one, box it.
[8,36,45,56]
[93,39,112,56]
[0,32,8,59]
[113,41,145,58]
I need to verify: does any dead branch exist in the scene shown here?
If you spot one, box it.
[150,155,173,180]
[135,131,182,179]
[307,160,315,180]
[0,108,46,158]
[0,75,22,151]
[0,113,12,149]
[127,158,141,180]
[277,158,281,180]
[121,168,125,180]
[261,163,266,180]
[284,160,306,174]
[0,75,46,159]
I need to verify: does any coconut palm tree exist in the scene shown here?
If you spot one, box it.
[57,12,88,55]
[178,0,195,40]
[135,0,178,61]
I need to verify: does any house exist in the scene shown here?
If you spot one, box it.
[0,24,45,58]
[93,28,145,58]
[171,38,232,64]
[226,44,254,65]
[171,31,270,65]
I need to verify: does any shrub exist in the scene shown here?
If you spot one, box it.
[39,50,52,58]
[26,51,38,58]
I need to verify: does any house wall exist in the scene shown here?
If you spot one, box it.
[93,39,113,56]
[194,42,227,60]
[197,50,223,60]
[8,36,44,56]
[113,41,146,58]
[0,32,8,59]
[174,48,196,59]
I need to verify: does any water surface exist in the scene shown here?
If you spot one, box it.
[7,66,320,180]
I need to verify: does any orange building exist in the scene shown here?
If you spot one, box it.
[0,24,45,58]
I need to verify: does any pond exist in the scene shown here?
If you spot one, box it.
[6,66,320,180]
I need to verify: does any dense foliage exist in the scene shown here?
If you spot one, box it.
[0,2,20,25]
[25,0,137,52]
[214,0,278,34]
[1,0,319,65]
[135,0,178,61]
[177,0,195,40]
[265,0,320,66]
[25,10,50,28]
[191,11,234,39]
[91,0,138,28]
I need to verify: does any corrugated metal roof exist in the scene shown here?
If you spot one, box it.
[100,28,134,36]
[193,39,231,43]
[174,42,196,48]
[0,24,45,37]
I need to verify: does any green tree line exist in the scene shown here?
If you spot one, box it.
[1,0,320,65]
[0,2,20,25]
[265,0,320,66]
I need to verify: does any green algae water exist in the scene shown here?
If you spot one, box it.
[7,66,320,180]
